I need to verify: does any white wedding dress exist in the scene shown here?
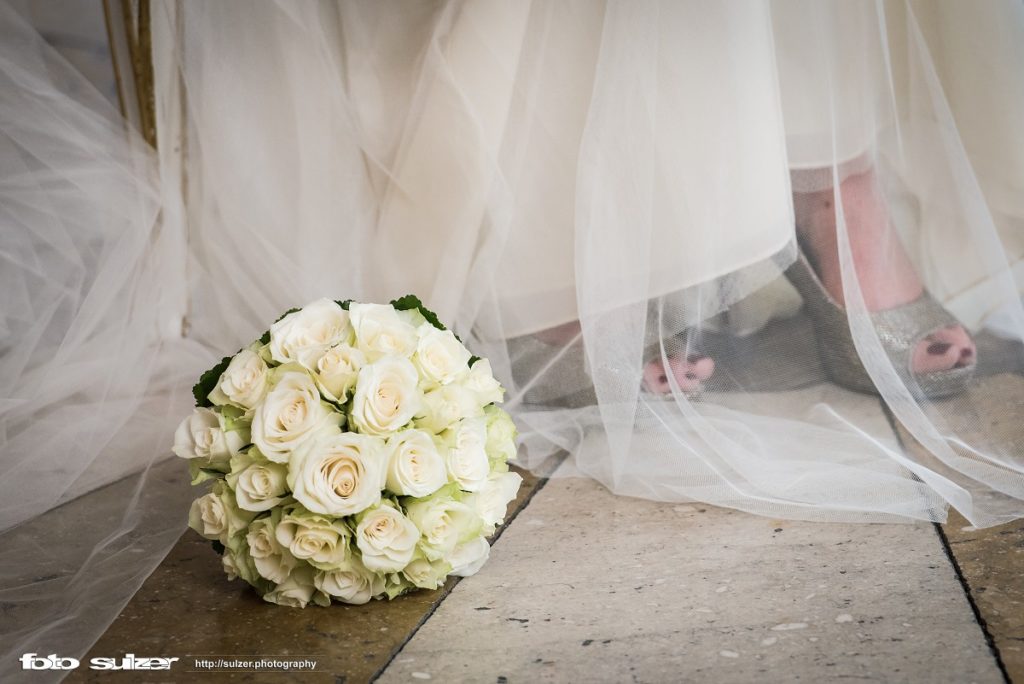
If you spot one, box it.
[2,0,1023,677]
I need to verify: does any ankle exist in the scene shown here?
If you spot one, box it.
[793,187,844,302]
[792,171,923,311]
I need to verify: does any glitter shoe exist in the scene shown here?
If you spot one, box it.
[785,248,975,399]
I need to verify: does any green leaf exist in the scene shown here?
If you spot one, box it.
[277,306,301,322]
[192,355,233,407]
[189,460,226,485]
[390,294,480,360]
[335,299,352,310]
[219,404,249,432]
[390,294,446,331]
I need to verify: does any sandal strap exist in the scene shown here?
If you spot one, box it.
[870,292,960,372]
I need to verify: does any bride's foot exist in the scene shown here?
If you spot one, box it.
[533,321,715,394]
[794,170,976,376]
[643,354,715,394]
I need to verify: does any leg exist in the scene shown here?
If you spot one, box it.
[794,169,975,375]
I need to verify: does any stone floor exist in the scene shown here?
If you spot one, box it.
[71,468,1023,684]
[378,475,1003,684]
[71,466,548,684]
[56,369,1024,683]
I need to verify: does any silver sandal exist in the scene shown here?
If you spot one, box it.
[785,248,975,399]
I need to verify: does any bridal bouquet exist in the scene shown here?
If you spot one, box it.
[173,297,521,607]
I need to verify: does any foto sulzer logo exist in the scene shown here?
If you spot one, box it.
[21,653,179,671]
[20,654,79,670]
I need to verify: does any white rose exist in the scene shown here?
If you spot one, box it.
[173,407,244,468]
[385,430,447,497]
[275,506,352,570]
[462,358,505,405]
[224,539,264,587]
[450,537,491,577]
[228,452,289,512]
[316,343,365,402]
[383,572,414,600]
[465,471,523,529]
[188,492,227,539]
[188,483,253,544]
[355,504,420,573]
[484,405,518,462]
[246,515,297,584]
[269,298,352,369]
[402,556,450,590]
[208,350,269,409]
[413,323,471,388]
[287,432,386,516]
[349,303,418,361]
[251,371,341,463]
[349,357,422,436]
[416,384,484,434]
[221,550,241,581]
[315,557,385,605]
[405,494,481,562]
[263,565,329,608]
[443,417,491,492]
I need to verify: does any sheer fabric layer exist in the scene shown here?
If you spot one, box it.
[1,0,1023,680]
[158,0,1024,526]
[0,1,211,679]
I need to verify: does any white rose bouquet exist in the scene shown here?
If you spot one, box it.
[174,296,521,607]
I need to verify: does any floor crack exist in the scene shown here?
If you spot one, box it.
[881,401,1012,683]
[934,521,1012,684]
[368,465,554,682]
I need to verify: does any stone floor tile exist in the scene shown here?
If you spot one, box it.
[378,474,1002,684]
[942,509,1024,682]
[71,465,545,683]
[887,372,1024,683]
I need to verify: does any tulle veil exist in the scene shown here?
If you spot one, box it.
[2,0,1023,679]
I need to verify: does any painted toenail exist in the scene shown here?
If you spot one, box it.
[927,342,952,355]
[658,374,667,383]
[960,348,973,358]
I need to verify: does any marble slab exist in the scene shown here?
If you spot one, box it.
[70,464,546,684]
[378,473,1002,684]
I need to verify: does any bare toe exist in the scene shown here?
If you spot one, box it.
[643,359,672,394]
[668,356,704,393]
[941,325,976,368]
[686,354,716,381]
[645,354,714,394]
[911,331,963,375]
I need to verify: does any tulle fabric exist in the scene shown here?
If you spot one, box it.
[0,1,211,678]
[157,0,1024,523]
[2,0,1024,679]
